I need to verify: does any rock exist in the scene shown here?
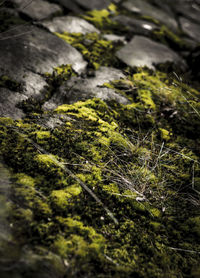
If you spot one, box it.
[54,0,111,11]
[116,36,185,70]
[122,0,178,31]
[41,16,100,34]
[0,26,87,75]
[10,0,62,20]
[103,34,126,43]
[187,45,200,79]
[0,88,26,119]
[113,15,158,36]
[74,0,111,10]
[43,67,129,109]
[0,25,87,119]
[0,25,87,83]
[179,17,200,43]
[174,2,200,24]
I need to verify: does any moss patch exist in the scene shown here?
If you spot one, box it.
[0,70,200,276]
[55,32,123,70]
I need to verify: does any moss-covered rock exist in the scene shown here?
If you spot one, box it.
[0,67,199,276]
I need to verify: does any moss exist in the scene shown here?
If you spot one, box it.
[0,75,22,91]
[0,67,200,277]
[152,25,189,51]
[159,128,171,141]
[55,32,123,70]
[81,4,125,34]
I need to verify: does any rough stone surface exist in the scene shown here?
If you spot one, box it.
[41,16,100,34]
[102,33,126,43]
[43,67,129,109]
[180,17,200,43]
[113,15,158,36]
[116,36,185,69]
[75,0,111,10]
[0,25,87,90]
[174,2,200,24]
[122,0,178,31]
[54,0,111,11]
[10,0,62,20]
[0,88,26,119]
[0,25,87,118]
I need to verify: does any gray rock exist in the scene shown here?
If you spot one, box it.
[103,34,126,43]
[113,15,158,36]
[10,0,62,20]
[0,25,87,119]
[116,36,185,70]
[0,88,26,119]
[0,25,87,79]
[122,0,178,31]
[180,17,200,43]
[54,0,111,11]
[75,0,111,10]
[43,67,129,109]
[174,2,200,24]
[41,16,100,34]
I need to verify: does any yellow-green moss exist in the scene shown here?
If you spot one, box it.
[81,4,120,32]
[55,32,123,69]
[0,66,199,277]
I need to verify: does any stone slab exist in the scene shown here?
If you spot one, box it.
[41,16,100,34]
[43,67,129,109]
[116,35,185,69]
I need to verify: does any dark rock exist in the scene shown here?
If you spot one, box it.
[74,0,111,10]
[52,0,83,13]
[53,0,111,11]
[122,0,178,31]
[41,16,100,34]
[116,35,186,70]
[179,17,200,43]
[113,15,158,36]
[188,45,200,79]
[174,2,200,24]
[10,0,62,20]
[43,67,129,109]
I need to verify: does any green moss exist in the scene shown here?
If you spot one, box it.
[55,32,123,70]
[0,75,22,91]
[0,66,199,277]
[159,128,171,141]
[152,25,189,50]
[81,4,124,33]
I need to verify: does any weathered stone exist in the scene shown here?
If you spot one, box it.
[54,0,111,11]
[122,0,178,31]
[0,25,87,118]
[174,2,200,24]
[75,0,111,10]
[10,0,62,20]
[103,34,126,43]
[43,67,129,109]
[53,0,83,12]
[41,16,100,34]
[116,36,185,70]
[0,88,26,119]
[0,25,87,86]
[113,15,158,36]
[180,17,200,43]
